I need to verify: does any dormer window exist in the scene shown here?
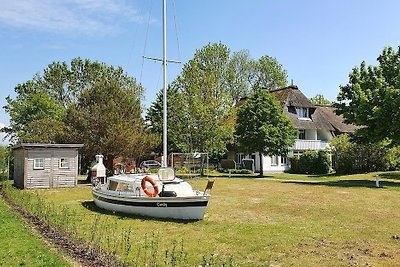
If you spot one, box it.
[295,107,310,120]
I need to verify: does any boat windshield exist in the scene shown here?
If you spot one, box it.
[158,167,175,182]
[107,180,134,192]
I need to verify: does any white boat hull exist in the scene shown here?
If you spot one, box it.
[92,187,209,220]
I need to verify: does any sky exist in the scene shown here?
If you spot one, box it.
[1,0,400,144]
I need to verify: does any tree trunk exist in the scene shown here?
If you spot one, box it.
[259,152,264,177]
[104,155,115,176]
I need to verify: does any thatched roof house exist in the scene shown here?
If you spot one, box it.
[270,85,356,134]
[229,85,357,173]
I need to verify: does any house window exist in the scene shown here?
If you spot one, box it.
[298,129,306,140]
[59,158,69,169]
[281,156,288,165]
[271,156,278,166]
[296,107,309,119]
[34,158,44,169]
[293,151,303,157]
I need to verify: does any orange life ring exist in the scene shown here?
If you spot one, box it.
[141,176,159,197]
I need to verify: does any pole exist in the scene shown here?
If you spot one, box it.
[162,0,168,167]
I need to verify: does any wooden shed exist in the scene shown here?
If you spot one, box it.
[13,143,84,189]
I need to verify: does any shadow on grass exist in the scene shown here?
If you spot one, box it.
[379,172,400,180]
[77,179,91,185]
[81,200,199,224]
[283,179,400,188]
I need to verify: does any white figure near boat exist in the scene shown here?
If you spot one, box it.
[91,0,213,220]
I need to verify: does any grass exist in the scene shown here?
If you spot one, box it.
[0,197,71,266]
[3,171,400,266]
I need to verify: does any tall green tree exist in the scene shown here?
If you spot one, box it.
[3,58,155,170]
[3,57,144,144]
[335,46,400,145]
[173,43,235,156]
[146,43,289,158]
[225,52,288,103]
[67,78,156,170]
[250,55,288,91]
[310,94,332,105]
[226,50,254,103]
[145,83,179,153]
[3,80,66,143]
[236,89,297,176]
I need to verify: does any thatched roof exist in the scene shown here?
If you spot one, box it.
[281,105,335,131]
[270,85,356,133]
[270,85,314,108]
[315,105,358,133]
[234,85,357,133]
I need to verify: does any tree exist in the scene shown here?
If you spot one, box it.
[250,55,287,91]
[225,52,288,103]
[335,46,400,145]
[235,88,297,176]
[145,83,179,153]
[226,50,254,103]
[0,145,9,180]
[3,58,155,171]
[172,43,235,156]
[67,78,156,170]
[19,119,70,144]
[310,94,332,105]
[3,80,67,143]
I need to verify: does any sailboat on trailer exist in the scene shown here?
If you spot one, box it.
[92,0,212,220]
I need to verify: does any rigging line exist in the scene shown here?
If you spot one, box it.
[140,0,154,85]
[172,0,182,63]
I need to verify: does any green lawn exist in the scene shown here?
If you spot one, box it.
[3,171,400,266]
[0,197,71,267]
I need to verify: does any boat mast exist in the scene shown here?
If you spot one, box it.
[162,0,168,168]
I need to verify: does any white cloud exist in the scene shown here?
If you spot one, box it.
[0,0,147,35]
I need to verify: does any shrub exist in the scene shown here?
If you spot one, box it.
[330,134,355,174]
[219,168,252,174]
[385,146,400,171]
[290,150,331,174]
[330,134,394,174]
[220,159,236,170]
[315,150,332,174]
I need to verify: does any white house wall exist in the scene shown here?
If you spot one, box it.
[247,153,289,174]
[317,129,333,141]
[305,129,317,140]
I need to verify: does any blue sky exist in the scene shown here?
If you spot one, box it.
[1,0,400,143]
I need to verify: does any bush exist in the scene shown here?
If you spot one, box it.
[385,146,400,171]
[219,168,253,174]
[330,134,395,174]
[220,159,236,170]
[290,150,331,174]
[315,150,332,174]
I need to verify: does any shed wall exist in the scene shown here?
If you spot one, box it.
[15,147,79,189]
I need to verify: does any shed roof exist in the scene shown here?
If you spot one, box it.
[13,143,84,150]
